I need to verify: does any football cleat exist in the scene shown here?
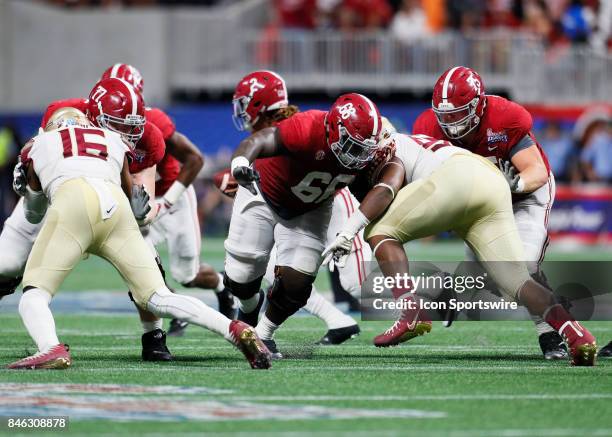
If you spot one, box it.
[598,341,612,358]
[141,329,173,361]
[317,324,361,345]
[558,321,597,366]
[7,344,71,370]
[538,331,568,360]
[216,288,237,320]
[229,320,272,369]
[374,298,432,347]
[262,339,283,360]
[168,318,189,337]
[237,290,265,327]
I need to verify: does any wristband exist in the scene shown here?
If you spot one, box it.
[163,181,187,206]
[231,156,250,173]
[343,209,370,237]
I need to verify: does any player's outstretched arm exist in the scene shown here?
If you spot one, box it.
[166,131,204,187]
[322,157,405,269]
[232,127,284,163]
[231,127,285,194]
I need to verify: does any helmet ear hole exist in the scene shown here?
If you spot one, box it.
[253,101,262,108]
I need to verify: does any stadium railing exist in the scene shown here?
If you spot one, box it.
[170,27,611,104]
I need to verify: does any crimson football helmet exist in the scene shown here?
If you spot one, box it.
[326,93,382,170]
[432,66,486,139]
[101,63,144,94]
[232,70,288,131]
[87,78,146,147]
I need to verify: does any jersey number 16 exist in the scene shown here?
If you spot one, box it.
[60,127,108,161]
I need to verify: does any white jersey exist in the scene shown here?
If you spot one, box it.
[27,126,129,199]
[392,133,467,184]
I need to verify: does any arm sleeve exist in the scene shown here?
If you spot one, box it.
[508,134,536,158]
[277,112,314,153]
[505,103,534,156]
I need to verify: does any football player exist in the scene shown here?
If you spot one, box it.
[411,66,566,360]
[323,132,597,366]
[101,64,236,331]
[230,70,361,347]
[7,107,271,370]
[225,92,382,357]
[0,78,172,361]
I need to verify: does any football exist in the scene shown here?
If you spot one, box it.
[213,168,239,197]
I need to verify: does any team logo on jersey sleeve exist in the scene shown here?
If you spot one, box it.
[486,128,508,145]
[133,149,146,163]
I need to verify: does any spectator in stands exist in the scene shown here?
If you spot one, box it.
[273,0,318,29]
[580,118,612,182]
[446,0,486,31]
[539,121,578,182]
[561,0,596,44]
[338,0,393,31]
[523,0,556,43]
[390,0,431,42]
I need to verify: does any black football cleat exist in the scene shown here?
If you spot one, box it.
[599,341,612,358]
[167,318,189,337]
[216,288,237,320]
[262,339,283,360]
[237,290,264,327]
[317,324,360,345]
[142,329,173,362]
[539,331,568,360]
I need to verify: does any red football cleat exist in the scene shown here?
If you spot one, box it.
[374,298,432,347]
[229,320,272,369]
[7,344,71,370]
[559,321,597,366]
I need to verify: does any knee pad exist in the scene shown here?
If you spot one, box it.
[0,276,22,298]
[267,269,313,315]
[223,272,263,300]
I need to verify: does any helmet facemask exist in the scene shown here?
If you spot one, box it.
[330,124,378,170]
[232,96,254,132]
[433,97,481,140]
[96,103,145,148]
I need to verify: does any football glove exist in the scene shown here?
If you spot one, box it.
[232,166,260,195]
[499,160,524,193]
[321,231,355,272]
[12,160,27,197]
[130,184,152,225]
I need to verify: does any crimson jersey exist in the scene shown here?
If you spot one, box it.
[145,107,181,196]
[412,95,551,173]
[40,98,165,174]
[255,110,358,219]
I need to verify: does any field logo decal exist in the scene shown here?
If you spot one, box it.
[0,383,445,422]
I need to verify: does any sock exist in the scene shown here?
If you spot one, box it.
[19,288,60,353]
[543,304,590,344]
[392,281,414,300]
[142,319,163,334]
[531,315,555,336]
[239,293,260,313]
[304,288,355,329]
[147,288,232,341]
[255,314,278,340]
[214,273,225,293]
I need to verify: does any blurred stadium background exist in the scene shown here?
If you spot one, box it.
[0,0,610,250]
